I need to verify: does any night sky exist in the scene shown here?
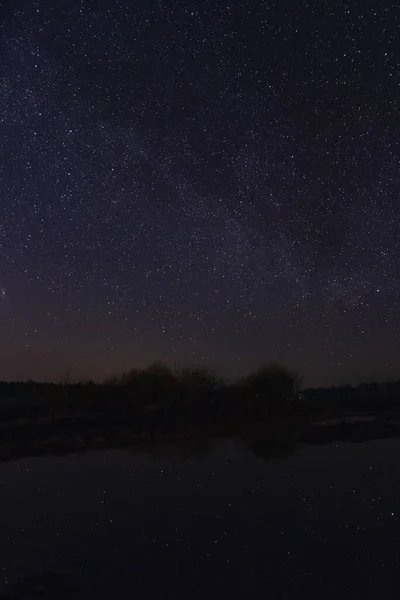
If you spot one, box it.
[1,0,399,386]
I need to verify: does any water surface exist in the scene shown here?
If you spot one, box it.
[1,438,400,598]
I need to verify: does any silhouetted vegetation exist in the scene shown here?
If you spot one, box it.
[236,363,301,409]
[1,362,400,462]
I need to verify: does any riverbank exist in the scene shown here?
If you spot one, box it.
[2,405,400,463]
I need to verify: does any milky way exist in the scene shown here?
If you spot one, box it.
[1,0,399,385]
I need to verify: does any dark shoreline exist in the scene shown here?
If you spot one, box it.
[2,411,400,463]
[2,375,400,463]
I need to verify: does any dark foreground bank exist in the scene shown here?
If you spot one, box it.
[1,383,400,462]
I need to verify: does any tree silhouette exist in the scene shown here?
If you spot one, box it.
[239,363,301,408]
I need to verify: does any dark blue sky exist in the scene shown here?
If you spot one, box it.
[1,0,399,385]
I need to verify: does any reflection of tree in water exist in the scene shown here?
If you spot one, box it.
[243,437,296,461]
[0,572,77,599]
[123,438,214,463]
[240,428,299,462]
[122,425,303,464]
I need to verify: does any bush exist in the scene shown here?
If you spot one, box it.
[176,367,223,393]
[239,363,301,409]
[119,368,140,386]
[105,361,300,413]
[134,362,178,405]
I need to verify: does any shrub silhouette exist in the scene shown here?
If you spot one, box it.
[176,366,223,393]
[113,364,224,405]
[104,361,300,414]
[110,363,177,393]
[239,363,300,409]
[120,362,177,406]
[119,367,140,386]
